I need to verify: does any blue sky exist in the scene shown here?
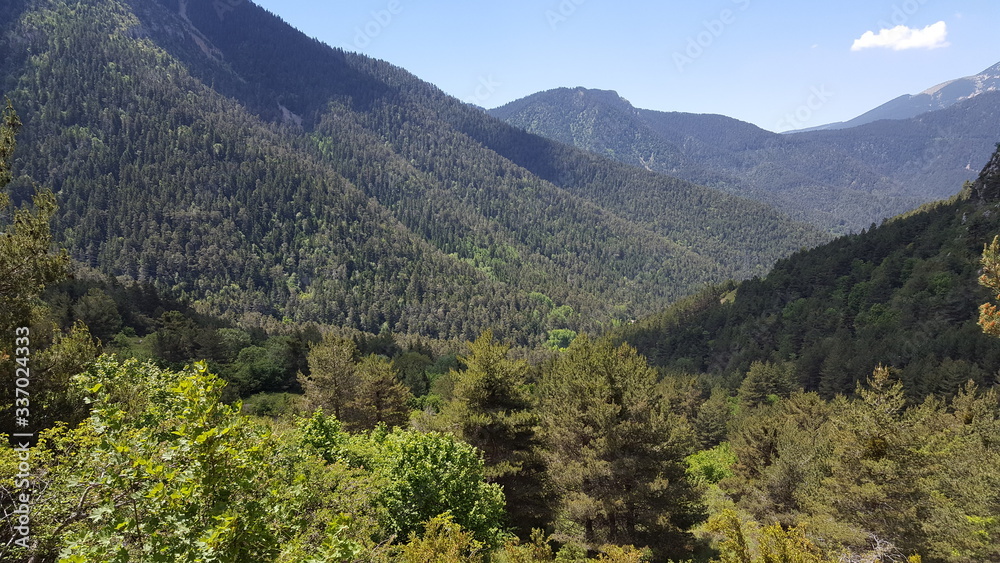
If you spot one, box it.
[250,0,1000,132]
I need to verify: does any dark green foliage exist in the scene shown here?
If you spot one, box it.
[393,351,434,396]
[444,331,552,537]
[70,288,121,343]
[352,354,413,430]
[0,102,75,436]
[617,148,1000,399]
[536,336,703,559]
[150,310,202,365]
[695,387,733,449]
[738,361,796,408]
[299,334,412,430]
[711,366,1000,562]
[0,100,17,188]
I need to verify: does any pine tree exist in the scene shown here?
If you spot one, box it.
[0,101,68,336]
[536,336,701,558]
[350,354,412,430]
[738,361,796,408]
[445,330,551,537]
[978,235,1000,336]
[299,334,359,421]
[820,366,925,552]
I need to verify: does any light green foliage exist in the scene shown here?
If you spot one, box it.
[687,442,737,486]
[396,513,485,563]
[706,509,833,563]
[16,359,388,562]
[545,329,578,350]
[495,529,556,562]
[302,412,507,549]
[592,544,653,562]
[289,514,368,563]
[52,357,292,561]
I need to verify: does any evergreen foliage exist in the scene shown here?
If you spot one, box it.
[617,146,1000,399]
[536,336,702,559]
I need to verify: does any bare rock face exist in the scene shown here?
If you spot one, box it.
[973,144,1000,203]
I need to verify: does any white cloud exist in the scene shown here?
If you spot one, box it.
[851,21,949,51]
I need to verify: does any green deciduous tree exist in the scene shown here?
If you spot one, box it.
[11,358,299,561]
[302,412,507,549]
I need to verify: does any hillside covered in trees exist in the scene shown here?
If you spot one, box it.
[491,86,999,234]
[0,0,827,348]
[616,145,1000,400]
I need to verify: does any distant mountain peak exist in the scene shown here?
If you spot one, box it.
[790,60,1000,133]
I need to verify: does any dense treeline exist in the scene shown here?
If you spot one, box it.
[615,146,1000,400]
[181,0,829,294]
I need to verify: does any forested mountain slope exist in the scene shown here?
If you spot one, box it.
[616,145,1000,399]
[0,0,826,345]
[492,86,999,234]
